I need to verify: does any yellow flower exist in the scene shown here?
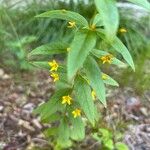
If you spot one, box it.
[48,60,59,71]
[102,74,108,80]
[67,47,71,52]
[100,54,113,64]
[50,72,59,82]
[91,90,96,100]
[62,95,72,105]
[72,108,81,118]
[67,21,76,28]
[119,28,127,33]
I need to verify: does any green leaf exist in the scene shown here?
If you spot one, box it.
[94,0,119,40]
[33,88,71,120]
[84,56,106,106]
[102,73,119,87]
[92,133,101,142]
[70,117,85,140]
[28,42,69,58]
[43,127,58,137]
[57,119,70,145]
[104,139,114,150]
[111,37,135,71]
[67,30,96,81]
[92,49,126,67]
[92,13,103,26]
[55,72,72,90]
[94,106,100,121]
[29,61,49,69]
[99,128,110,138]
[96,31,135,71]
[115,142,129,150]
[55,80,71,90]
[41,113,61,123]
[127,0,150,11]
[74,76,96,125]
[36,10,88,27]
[56,140,72,149]
[33,100,60,120]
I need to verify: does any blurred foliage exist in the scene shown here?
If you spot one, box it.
[0,0,149,93]
[0,0,95,71]
[117,8,150,94]
[93,128,128,150]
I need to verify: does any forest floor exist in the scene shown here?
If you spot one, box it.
[0,68,150,150]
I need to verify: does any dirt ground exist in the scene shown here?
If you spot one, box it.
[0,68,150,150]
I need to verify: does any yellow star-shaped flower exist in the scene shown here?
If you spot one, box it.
[67,21,76,28]
[119,28,127,33]
[100,54,113,64]
[48,60,59,71]
[61,95,72,105]
[50,72,59,82]
[72,108,81,118]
